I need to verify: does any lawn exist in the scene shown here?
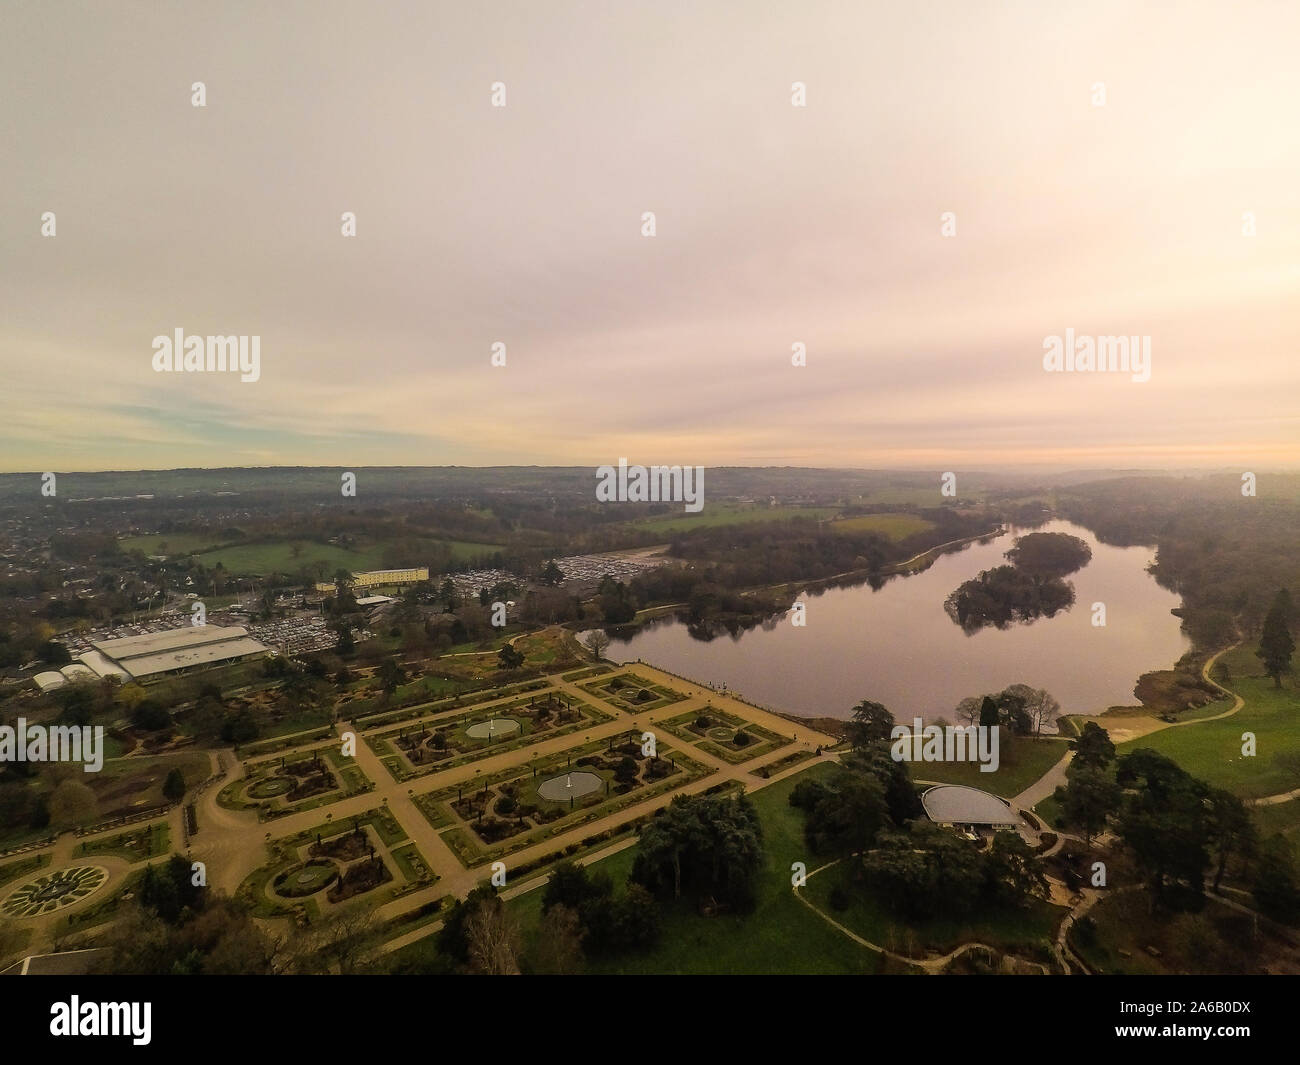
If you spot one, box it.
[635,504,840,535]
[803,860,1063,961]
[508,761,883,974]
[1116,644,1300,800]
[122,534,503,576]
[1072,887,1267,975]
[829,513,936,541]
[910,736,1069,799]
[1251,801,1300,864]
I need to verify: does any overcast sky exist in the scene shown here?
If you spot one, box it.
[2,0,1297,473]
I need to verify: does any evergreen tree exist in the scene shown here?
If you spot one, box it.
[1257,589,1295,688]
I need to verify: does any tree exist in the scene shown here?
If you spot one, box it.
[1256,589,1295,688]
[539,560,564,586]
[39,640,72,665]
[583,629,611,661]
[48,778,98,831]
[437,884,499,965]
[528,903,585,974]
[840,745,923,825]
[542,860,612,914]
[497,643,525,671]
[802,773,888,856]
[862,821,987,920]
[983,832,1050,907]
[631,794,764,910]
[1205,788,1255,893]
[1251,834,1300,923]
[289,904,382,975]
[953,695,982,727]
[1071,720,1116,770]
[1003,683,1060,737]
[1114,749,1211,911]
[1055,764,1119,844]
[376,659,405,700]
[162,768,187,802]
[845,700,895,750]
[465,896,522,974]
[581,883,661,956]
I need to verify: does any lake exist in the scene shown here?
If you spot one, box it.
[603,520,1190,722]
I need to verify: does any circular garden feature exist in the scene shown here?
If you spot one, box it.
[272,860,339,898]
[537,771,602,801]
[465,718,521,740]
[247,776,294,799]
[2,865,109,918]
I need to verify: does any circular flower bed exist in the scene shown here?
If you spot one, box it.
[272,860,339,898]
[247,776,294,799]
[2,865,109,918]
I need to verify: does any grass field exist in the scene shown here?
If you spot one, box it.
[804,860,1063,959]
[829,513,936,541]
[635,504,840,535]
[121,534,502,575]
[1116,644,1300,800]
[1252,801,1300,864]
[910,736,1069,799]
[508,762,882,974]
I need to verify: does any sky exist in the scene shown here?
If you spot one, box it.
[2,0,1298,473]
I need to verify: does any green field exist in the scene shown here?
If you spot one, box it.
[911,737,1069,799]
[121,534,502,575]
[829,513,936,541]
[803,860,1063,959]
[635,504,841,535]
[508,762,882,974]
[1116,644,1300,800]
[1252,801,1300,864]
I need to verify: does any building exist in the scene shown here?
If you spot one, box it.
[314,567,428,593]
[36,625,269,691]
[921,784,1023,833]
[90,625,268,682]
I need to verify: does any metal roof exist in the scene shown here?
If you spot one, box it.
[921,785,1021,826]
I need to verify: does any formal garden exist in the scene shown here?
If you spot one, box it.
[415,733,710,867]
[75,820,171,863]
[2,865,110,918]
[363,690,613,782]
[238,806,433,924]
[218,744,371,819]
[576,672,689,714]
[656,706,792,764]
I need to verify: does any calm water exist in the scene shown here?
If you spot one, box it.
[605,521,1190,722]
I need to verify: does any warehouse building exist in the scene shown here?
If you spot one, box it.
[35,625,268,691]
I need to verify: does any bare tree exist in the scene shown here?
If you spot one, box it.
[584,629,611,662]
[465,898,522,975]
[286,903,381,974]
[528,903,585,975]
[1003,683,1060,737]
[953,695,982,728]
